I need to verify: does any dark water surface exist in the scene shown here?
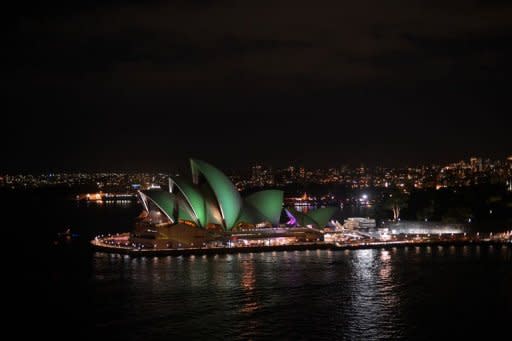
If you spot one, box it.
[4,190,511,340]
[85,246,510,340]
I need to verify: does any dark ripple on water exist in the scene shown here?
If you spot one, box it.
[86,246,512,340]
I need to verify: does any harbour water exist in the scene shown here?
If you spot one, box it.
[46,244,511,340]
[5,190,511,339]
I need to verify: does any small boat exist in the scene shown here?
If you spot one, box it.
[57,228,71,237]
[57,228,79,239]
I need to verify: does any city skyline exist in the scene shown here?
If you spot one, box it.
[1,152,511,173]
[3,155,511,193]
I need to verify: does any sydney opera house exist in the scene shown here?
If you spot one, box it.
[131,159,336,249]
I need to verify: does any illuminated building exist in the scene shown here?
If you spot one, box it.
[139,159,284,230]
[134,159,336,249]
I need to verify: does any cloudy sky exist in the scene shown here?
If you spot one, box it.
[5,0,512,171]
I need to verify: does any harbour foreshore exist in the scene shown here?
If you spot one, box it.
[91,237,511,257]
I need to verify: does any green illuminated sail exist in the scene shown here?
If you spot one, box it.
[141,190,176,222]
[244,190,284,226]
[190,159,242,230]
[171,176,206,227]
[307,207,337,227]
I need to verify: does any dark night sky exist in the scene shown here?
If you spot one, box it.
[5,0,512,172]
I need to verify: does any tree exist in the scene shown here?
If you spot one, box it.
[383,191,408,221]
[442,206,472,223]
[416,200,435,221]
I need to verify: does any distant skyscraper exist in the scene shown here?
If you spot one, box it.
[470,157,483,172]
[287,166,295,177]
[251,165,263,186]
[252,165,262,180]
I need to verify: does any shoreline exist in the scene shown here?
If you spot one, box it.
[91,238,511,257]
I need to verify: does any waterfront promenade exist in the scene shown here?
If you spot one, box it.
[91,233,511,257]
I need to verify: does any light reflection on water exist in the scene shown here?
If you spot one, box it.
[90,246,511,340]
